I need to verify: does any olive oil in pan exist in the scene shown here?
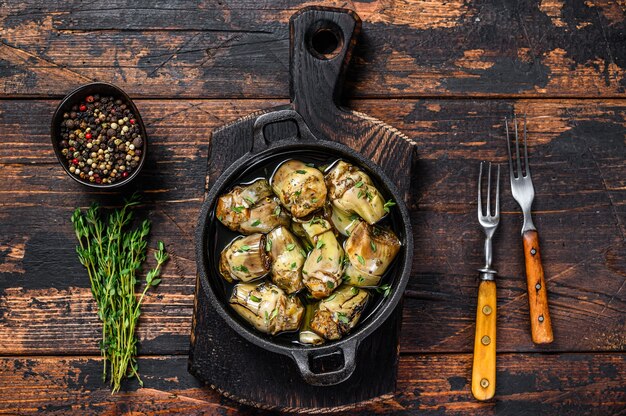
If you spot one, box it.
[207,149,405,347]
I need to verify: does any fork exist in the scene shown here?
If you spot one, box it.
[505,116,554,345]
[471,161,500,401]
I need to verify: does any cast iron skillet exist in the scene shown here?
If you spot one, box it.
[196,109,413,386]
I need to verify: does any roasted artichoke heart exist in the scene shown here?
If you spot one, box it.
[344,221,401,286]
[325,161,386,225]
[219,234,271,283]
[216,179,290,234]
[271,160,327,218]
[267,226,306,294]
[302,230,345,299]
[230,282,304,335]
[310,285,370,340]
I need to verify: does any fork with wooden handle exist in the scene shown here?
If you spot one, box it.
[505,116,554,345]
[472,161,500,401]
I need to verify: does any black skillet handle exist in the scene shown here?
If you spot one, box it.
[289,338,359,386]
[290,7,361,117]
[251,109,317,153]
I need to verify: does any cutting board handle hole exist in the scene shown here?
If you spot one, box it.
[307,21,343,60]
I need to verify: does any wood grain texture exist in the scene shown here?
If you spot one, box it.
[0,99,624,357]
[471,280,497,401]
[0,0,625,98]
[522,229,554,344]
[0,353,624,415]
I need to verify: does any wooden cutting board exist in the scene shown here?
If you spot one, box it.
[188,6,417,411]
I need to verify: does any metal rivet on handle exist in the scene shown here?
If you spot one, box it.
[538,315,544,322]
[481,335,491,345]
[482,305,492,315]
[530,248,537,255]
[480,378,490,388]
[535,283,541,290]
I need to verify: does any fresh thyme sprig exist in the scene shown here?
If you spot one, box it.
[71,194,168,393]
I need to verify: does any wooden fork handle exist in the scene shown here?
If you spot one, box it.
[471,280,496,401]
[523,230,554,344]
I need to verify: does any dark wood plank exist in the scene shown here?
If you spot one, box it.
[1,0,625,98]
[0,99,624,357]
[0,353,624,414]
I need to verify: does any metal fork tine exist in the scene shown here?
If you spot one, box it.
[486,162,492,216]
[514,114,522,178]
[523,114,530,177]
[505,118,515,179]
[478,161,483,217]
[495,164,500,216]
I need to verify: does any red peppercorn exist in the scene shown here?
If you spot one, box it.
[85,132,92,140]
[86,95,94,103]
[95,178,102,184]
[79,104,87,112]
[129,119,136,125]
[69,147,75,152]
[72,158,79,165]
[122,171,129,178]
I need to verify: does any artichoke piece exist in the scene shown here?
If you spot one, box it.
[310,285,370,340]
[239,197,290,234]
[299,303,325,345]
[216,179,289,234]
[291,215,333,245]
[302,230,345,299]
[219,234,271,283]
[325,161,386,225]
[271,160,327,218]
[344,221,401,286]
[326,204,361,237]
[230,282,304,335]
[267,226,306,294]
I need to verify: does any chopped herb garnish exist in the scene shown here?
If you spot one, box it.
[306,163,315,167]
[294,190,302,197]
[311,197,318,203]
[342,275,351,282]
[232,206,245,213]
[357,190,364,199]
[325,294,337,302]
[337,312,350,324]
[370,241,377,252]
[365,190,374,201]
[356,254,365,265]
[244,196,255,205]
[239,245,251,252]
[269,307,279,321]
[290,262,296,269]
[326,281,334,289]
[316,240,325,249]
[217,215,223,221]
[233,265,249,273]
[351,286,359,295]
[358,275,365,283]
[286,243,296,251]
[316,255,323,263]
[299,249,307,257]
[383,199,396,213]
[296,169,307,174]
[265,238,272,252]
[376,284,392,298]
[264,310,269,321]
[349,213,360,221]
[273,205,281,216]
[355,181,364,188]
[250,295,261,302]
[251,219,261,227]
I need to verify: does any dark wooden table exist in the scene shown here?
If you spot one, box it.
[1,1,625,414]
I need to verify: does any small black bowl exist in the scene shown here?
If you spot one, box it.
[51,82,148,189]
